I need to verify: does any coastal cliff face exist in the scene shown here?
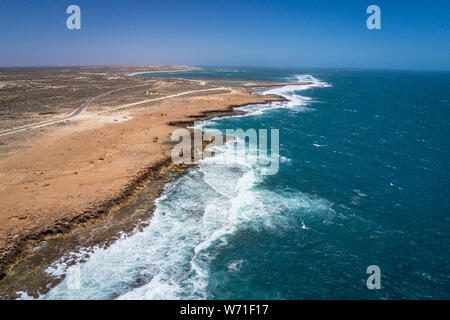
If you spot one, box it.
[2,67,448,300]
[0,67,284,296]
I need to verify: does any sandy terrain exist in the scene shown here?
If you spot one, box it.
[0,66,200,132]
[0,67,285,284]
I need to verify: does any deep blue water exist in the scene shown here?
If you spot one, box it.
[39,67,449,299]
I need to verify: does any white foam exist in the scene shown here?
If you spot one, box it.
[35,74,333,300]
[227,259,244,272]
[38,138,333,300]
[198,75,331,121]
[243,74,330,116]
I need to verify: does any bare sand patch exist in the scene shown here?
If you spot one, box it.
[0,83,283,282]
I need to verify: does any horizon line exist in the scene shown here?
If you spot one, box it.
[0,64,449,73]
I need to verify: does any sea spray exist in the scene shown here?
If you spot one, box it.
[32,75,334,300]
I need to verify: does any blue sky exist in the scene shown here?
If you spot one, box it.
[0,0,449,70]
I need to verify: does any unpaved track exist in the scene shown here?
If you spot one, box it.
[0,84,228,137]
[96,87,230,114]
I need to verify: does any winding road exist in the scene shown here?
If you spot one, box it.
[0,85,229,137]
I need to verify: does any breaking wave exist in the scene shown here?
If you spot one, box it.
[23,75,333,300]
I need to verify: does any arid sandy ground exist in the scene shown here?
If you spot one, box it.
[0,66,284,285]
[0,66,199,131]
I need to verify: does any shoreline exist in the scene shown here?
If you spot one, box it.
[126,66,202,77]
[0,84,286,298]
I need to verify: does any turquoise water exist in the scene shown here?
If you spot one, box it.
[37,67,449,299]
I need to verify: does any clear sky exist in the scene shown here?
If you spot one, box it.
[0,0,449,70]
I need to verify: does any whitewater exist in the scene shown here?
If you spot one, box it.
[20,75,333,300]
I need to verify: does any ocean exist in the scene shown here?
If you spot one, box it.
[35,67,449,299]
